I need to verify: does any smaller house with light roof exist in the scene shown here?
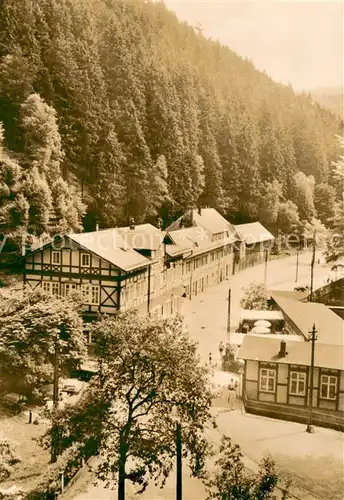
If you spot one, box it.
[238,292,344,431]
[234,222,275,268]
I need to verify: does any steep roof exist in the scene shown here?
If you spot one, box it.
[115,223,164,250]
[234,222,275,244]
[167,226,234,257]
[68,230,150,272]
[166,208,238,243]
[272,295,344,346]
[168,226,211,249]
[237,335,344,371]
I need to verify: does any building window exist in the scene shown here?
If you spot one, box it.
[81,284,100,305]
[289,371,306,396]
[320,374,337,400]
[259,367,276,393]
[51,283,60,296]
[81,253,90,267]
[64,283,78,296]
[42,281,60,296]
[52,251,61,265]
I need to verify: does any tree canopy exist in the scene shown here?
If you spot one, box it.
[0,287,86,398]
[0,0,343,246]
[240,282,271,311]
[44,311,213,499]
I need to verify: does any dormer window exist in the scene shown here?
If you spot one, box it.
[81,253,90,267]
[52,251,61,265]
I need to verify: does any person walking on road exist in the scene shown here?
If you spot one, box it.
[228,380,237,410]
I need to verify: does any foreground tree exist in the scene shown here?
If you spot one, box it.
[47,312,213,500]
[0,287,86,398]
[205,436,291,499]
[240,282,270,311]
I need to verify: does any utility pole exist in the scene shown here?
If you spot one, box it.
[264,249,268,287]
[176,422,182,500]
[51,334,60,463]
[147,264,151,315]
[227,287,231,343]
[295,246,299,283]
[306,324,317,433]
[309,230,316,302]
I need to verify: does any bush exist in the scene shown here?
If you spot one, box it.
[0,438,21,481]
[24,443,83,500]
[240,282,270,310]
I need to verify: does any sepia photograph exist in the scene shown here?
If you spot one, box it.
[0,0,343,499]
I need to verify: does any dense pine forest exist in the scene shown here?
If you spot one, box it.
[0,0,343,254]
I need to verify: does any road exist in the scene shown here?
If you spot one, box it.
[62,251,336,500]
[180,250,333,362]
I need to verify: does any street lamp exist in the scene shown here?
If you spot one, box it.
[295,246,299,283]
[306,324,317,433]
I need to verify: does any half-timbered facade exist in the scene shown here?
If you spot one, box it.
[23,209,277,320]
[23,223,185,320]
[238,293,344,430]
[23,229,151,319]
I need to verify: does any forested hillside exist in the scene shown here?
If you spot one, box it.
[0,0,343,254]
[311,87,343,121]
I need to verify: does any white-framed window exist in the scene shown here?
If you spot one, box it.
[64,283,78,296]
[51,283,60,296]
[52,251,61,265]
[259,367,276,393]
[42,281,60,296]
[42,281,51,293]
[81,253,90,267]
[320,374,337,400]
[289,371,306,396]
[81,284,100,305]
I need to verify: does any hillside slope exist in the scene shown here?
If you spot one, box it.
[0,0,343,250]
[311,87,343,120]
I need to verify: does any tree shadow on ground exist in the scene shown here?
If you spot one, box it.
[274,453,344,500]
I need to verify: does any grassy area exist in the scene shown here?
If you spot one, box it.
[0,405,50,494]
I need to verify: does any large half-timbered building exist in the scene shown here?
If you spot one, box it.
[23,208,273,319]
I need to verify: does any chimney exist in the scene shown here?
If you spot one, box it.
[279,340,287,357]
[129,217,135,230]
